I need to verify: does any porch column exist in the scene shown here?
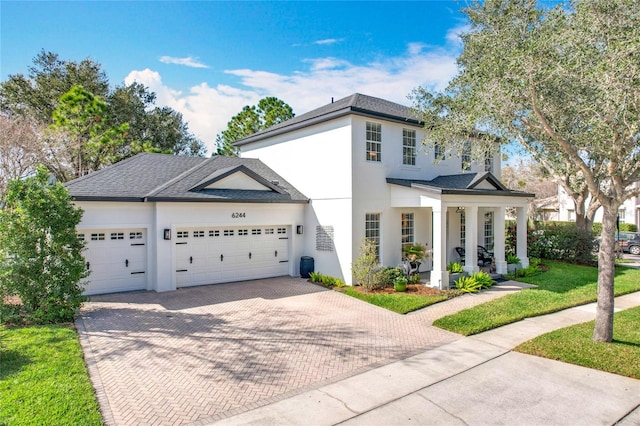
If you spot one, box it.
[432,205,449,290]
[464,205,479,274]
[494,207,507,274]
[516,206,530,267]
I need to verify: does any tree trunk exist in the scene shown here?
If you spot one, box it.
[593,206,617,342]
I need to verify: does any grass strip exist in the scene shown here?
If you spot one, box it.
[342,287,448,314]
[433,261,640,335]
[0,324,102,425]
[515,306,640,379]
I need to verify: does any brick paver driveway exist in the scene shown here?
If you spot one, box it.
[77,277,460,425]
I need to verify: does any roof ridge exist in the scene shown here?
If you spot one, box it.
[143,156,210,198]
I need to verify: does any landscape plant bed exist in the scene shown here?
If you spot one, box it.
[350,283,444,296]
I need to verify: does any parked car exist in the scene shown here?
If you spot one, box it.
[617,232,640,255]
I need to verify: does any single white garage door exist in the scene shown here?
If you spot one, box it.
[175,226,289,287]
[80,229,147,295]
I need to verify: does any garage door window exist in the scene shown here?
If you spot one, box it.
[252,229,261,235]
[265,228,274,234]
[238,229,248,236]
[77,233,85,241]
[130,232,143,239]
[177,231,188,238]
[110,232,124,240]
[278,228,286,234]
[194,230,205,238]
[91,233,105,241]
[224,230,234,236]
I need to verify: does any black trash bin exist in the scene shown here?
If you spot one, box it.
[300,256,314,278]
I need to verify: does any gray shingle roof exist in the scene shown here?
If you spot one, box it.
[64,153,308,203]
[234,93,422,147]
[387,173,534,197]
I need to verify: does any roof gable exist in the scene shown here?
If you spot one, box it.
[190,165,285,193]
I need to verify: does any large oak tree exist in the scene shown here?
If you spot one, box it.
[411,0,640,342]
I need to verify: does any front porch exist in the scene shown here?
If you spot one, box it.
[388,172,534,289]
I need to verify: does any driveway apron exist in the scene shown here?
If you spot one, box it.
[77,277,460,425]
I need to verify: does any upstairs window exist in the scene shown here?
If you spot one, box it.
[366,121,382,162]
[434,142,445,161]
[484,152,494,173]
[402,129,416,166]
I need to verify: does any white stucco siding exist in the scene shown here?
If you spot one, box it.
[303,198,353,284]
[240,117,353,200]
[154,202,305,292]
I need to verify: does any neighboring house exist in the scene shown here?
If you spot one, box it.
[557,184,640,228]
[531,195,560,221]
[66,93,534,295]
[236,93,533,288]
[65,154,307,295]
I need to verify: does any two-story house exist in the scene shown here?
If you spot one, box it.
[236,93,533,289]
[66,93,533,295]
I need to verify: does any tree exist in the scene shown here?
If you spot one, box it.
[0,166,87,324]
[0,115,44,198]
[47,85,129,180]
[411,0,640,342]
[1,51,207,161]
[0,50,109,123]
[106,83,206,157]
[215,97,294,156]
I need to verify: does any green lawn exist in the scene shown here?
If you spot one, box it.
[0,324,103,425]
[342,287,449,314]
[433,261,640,335]
[516,306,640,379]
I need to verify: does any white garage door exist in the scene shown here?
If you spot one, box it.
[175,226,289,287]
[80,229,147,295]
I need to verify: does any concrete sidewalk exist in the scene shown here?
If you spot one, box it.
[208,291,640,426]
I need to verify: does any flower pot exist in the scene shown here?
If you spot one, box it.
[448,272,467,286]
[394,282,407,292]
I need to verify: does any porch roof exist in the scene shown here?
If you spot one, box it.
[387,172,534,198]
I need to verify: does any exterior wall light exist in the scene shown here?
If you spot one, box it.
[163,229,171,240]
[296,225,304,235]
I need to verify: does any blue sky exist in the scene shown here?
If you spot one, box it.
[1,1,469,153]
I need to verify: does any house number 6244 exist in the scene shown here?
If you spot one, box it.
[231,212,246,218]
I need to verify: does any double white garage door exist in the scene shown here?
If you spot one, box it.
[175,226,289,287]
[81,229,147,296]
[81,225,290,295]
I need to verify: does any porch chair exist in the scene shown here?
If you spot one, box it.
[454,247,465,263]
[477,245,494,266]
[401,259,420,278]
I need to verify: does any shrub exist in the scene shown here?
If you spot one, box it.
[308,271,322,283]
[471,271,495,289]
[447,262,464,273]
[506,254,521,264]
[0,166,87,324]
[408,273,421,284]
[393,276,408,292]
[378,267,405,287]
[527,222,597,265]
[352,239,385,291]
[455,275,482,293]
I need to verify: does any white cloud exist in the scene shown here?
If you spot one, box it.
[159,56,209,69]
[313,38,343,45]
[125,42,461,155]
[445,23,470,47]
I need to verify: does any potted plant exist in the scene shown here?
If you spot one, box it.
[403,243,430,270]
[447,261,466,286]
[393,275,408,292]
[506,254,521,273]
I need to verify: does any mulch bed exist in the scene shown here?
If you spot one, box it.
[350,284,444,296]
